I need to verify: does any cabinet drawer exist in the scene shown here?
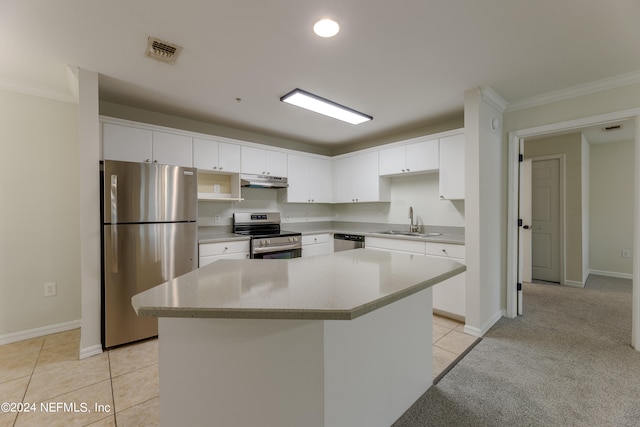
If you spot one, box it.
[425,242,465,259]
[199,252,249,267]
[302,234,330,245]
[199,240,250,257]
[365,237,425,254]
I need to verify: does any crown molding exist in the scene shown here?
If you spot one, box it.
[0,78,78,104]
[505,70,640,113]
[480,86,508,113]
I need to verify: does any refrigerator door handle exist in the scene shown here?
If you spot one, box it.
[110,174,118,273]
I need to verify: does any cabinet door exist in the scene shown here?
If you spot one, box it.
[286,154,309,202]
[439,134,465,200]
[406,139,438,173]
[333,156,356,203]
[265,150,287,177]
[308,157,332,203]
[432,272,466,319]
[153,131,193,167]
[193,138,219,171]
[241,146,265,175]
[378,146,406,176]
[354,151,381,202]
[218,142,241,173]
[302,243,331,258]
[103,123,152,162]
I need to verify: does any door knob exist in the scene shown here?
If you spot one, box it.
[523,225,530,230]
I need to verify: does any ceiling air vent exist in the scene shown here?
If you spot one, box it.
[602,124,623,132]
[145,37,182,64]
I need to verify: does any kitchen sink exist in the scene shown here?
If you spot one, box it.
[375,230,442,237]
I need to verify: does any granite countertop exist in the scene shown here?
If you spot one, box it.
[132,249,466,321]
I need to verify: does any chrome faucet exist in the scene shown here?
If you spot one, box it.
[409,206,419,232]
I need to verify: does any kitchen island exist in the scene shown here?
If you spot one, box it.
[132,249,465,427]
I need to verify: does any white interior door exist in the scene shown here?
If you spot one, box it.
[518,158,532,315]
[531,158,561,283]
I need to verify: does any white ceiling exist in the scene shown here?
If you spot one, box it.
[2,0,640,148]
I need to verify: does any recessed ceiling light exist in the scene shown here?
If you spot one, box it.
[313,19,340,38]
[280,88,372,125]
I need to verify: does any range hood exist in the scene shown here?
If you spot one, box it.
[240,174,288,188]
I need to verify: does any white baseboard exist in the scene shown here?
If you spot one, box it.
[564,280,585,288]
[80,344,103,359]
[588,269,633,280]
[464,309,504,337]
[0,319,81,346]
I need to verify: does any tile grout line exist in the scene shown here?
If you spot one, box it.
[107,349,118,427]
[14,339,45,426]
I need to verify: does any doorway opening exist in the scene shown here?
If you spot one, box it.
[506,111,640,349]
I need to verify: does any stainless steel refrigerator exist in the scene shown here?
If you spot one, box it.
[101,160,197,348]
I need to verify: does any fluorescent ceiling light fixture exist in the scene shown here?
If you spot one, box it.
[280,89,372,125]
[314,19,340,37]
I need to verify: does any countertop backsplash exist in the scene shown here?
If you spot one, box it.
[197,173,464,230]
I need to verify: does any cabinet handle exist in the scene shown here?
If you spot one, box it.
[224,247,229,251]
[401,169,405,172]
[212,166,218,170]
[145,159,151,163]
[153,160,158,163]
[219,166,223,170]
[406,168,410,172]
[440,195,444,199]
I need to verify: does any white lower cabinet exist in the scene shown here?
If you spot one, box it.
[365,236,425,254]
[199,240,250,267]
[366,236,466,320]
[426,242,466,320]
[301,234,332,257]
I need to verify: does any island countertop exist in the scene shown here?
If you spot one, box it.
[132,249,466,321]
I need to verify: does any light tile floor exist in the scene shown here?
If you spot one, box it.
[0,316,474,427]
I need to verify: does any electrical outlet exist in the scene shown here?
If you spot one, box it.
[44,282,57,297]
[214,214,221,223]
[622,249,631,259]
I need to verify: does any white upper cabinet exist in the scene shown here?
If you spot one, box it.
[438,133,465,200]
[285,154,332,203]
[103,123,192,167]
[193,138,241,173]
[103,123,152,163]
[241,146,288,176]
[334,151,390,203]
[152,131,193,167]
[378,138,438,176]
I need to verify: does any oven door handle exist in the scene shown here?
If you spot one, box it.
[252,243,302,254]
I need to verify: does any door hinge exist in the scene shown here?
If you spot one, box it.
[519,154,524,162]
[518,218,523,227]
[517,282,522,291]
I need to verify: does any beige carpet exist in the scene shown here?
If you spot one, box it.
[394,275,640,426]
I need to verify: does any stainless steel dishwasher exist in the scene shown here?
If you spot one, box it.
[333,233,365,252]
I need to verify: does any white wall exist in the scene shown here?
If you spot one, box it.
[197,174,465,229]
[333,173,464,227]
[0,89,81,340]
[589,140,634,277]
[464,88,505,336]
[581,135,590,282]
[76,69,102,358]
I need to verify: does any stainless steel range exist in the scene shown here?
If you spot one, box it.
[232,212,302,259]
